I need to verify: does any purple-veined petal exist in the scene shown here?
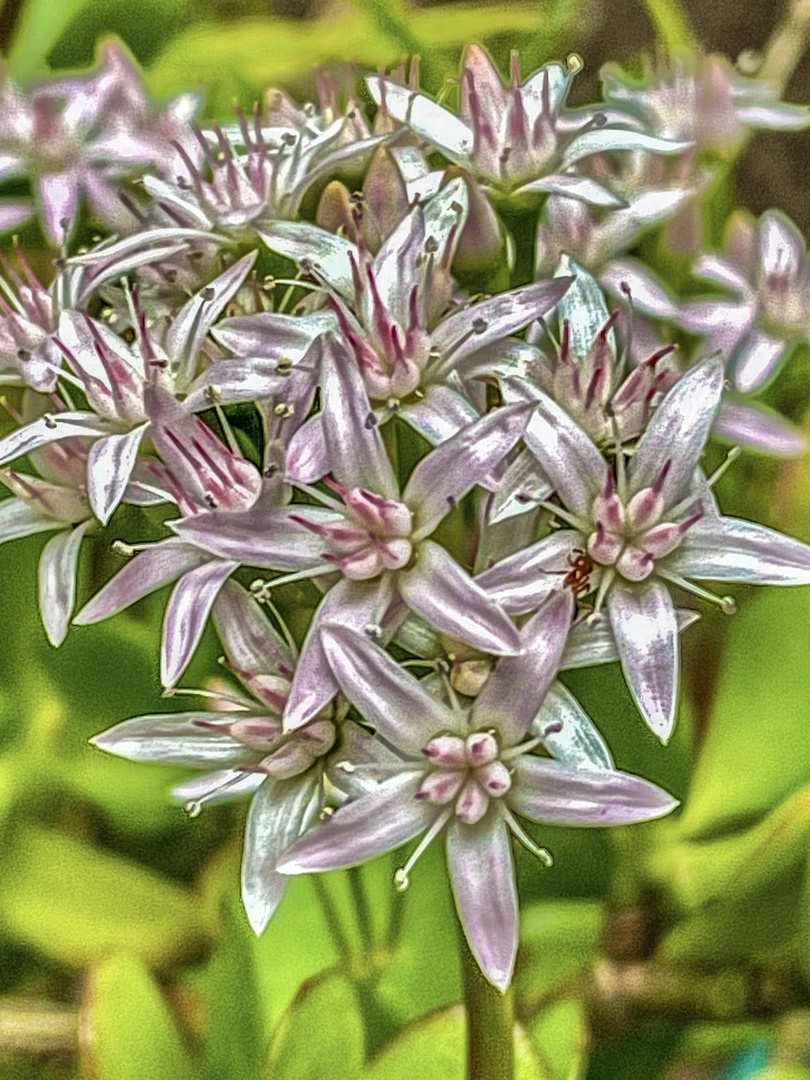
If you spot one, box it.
[321,624,456,753]
[446,816,517,992]
[607,578,679,742]
[321,336,398,499]
[90,712,254,766]
[562,609,699,669]
[532,682,614,772]
[399,541,522,655]
[161,559,239,687]
[731,329,786,394]
[516,173,626,208]
[667,516,810,583]
[431,279,572,378]
[74,539,211,624]
[213,578,295,675]
[37,171,79,246]
[562,129,691,169]
[212,310,334,359]
[712,399,806,457]
[366,77,474,164]
[277,771,434,873]
[476,531,580,615]
[172,505,340,569]
[510,757,678,823]
[520,389,606,520]
[0,497,65,542]
[472,590,574,744]
[0,412,111,466]
[184,359,292,412]
[627,358,724,509]
[283,574,396,730]
[406,403,531,538]
[38,519,93,646]
[259,222,357,300]
[168,251,257,390]
[242,773,320,933]
[87,423,149,525]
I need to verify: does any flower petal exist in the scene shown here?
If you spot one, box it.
[712,399,805,457]
[667,516,810,583]
[213,577,295,675]
[0,497,65,542]
[212,310,334,360]
[561,129,691,169]
[489,449,553,525]
[758,209,805,281]
[406,403,531,539]
[532,682,614,771]
[607,578,679,742]
[87,423,149,524]
[38,519,93,646]
[161,559,239,687]
[476,531,580,615]
[242,773,320,933]
[90,712,253,766]
[446,816,517,992]
[172,506,339,570]
[562,609,699,669]
[366,78,474,164]
[517,173,626,208]
[510,757,678,823]
[399,541,522,655]
[286,412,330,485]
[321,624,456,753]
[277,771,434,873]
[259,222,357,300]
[627,358,724,508]
[472,590,574,744]
[731,329,786,394]
[0,412,111,466]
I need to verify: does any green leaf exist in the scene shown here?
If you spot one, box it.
[0,825,214,967]
[7,0,99,81]
[529,999,588,1080]
[264,971,365,1080]
[676,587,810,840]
[362,1006,547,1080]
[517,901,603,1003]
[83,954,197,1080]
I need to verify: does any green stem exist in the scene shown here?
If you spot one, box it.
[312,875,353,965]
[638,0,697,52]
[459,922,514,1080]
[348,866,375,951]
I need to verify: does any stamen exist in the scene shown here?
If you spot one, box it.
[658,570,736,613]
[537,499,588,533]
[503,807,553,866]
[394,807,453,891]
[707,445,741,488]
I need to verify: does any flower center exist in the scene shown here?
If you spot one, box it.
[416,729,512,825]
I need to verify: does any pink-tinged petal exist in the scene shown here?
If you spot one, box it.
[667,516,810,584]
[731,329,786,393]
[399,541,522,655]
[38,519,93,646]
[520,389,606,520]
[601,258,679,318]
[446,816,517,992]
[0,412,111,466]
[679,300,754,354]
[402,384,480,446]
[90,712,253,766]
[37,171,79,246]
[168,251,257,391]
[712,399,805,457]
[517,174,626,208]
[212,310,333,359]
[758,209,805,281]
[562,129,691,169]
[321,336,398,499]
[691,254,749,292]
[173,506,339,570]
[242,773,319,933]
[472,590,574,744]
[431,279,572,377]
[286,412,329,484]
[628,358,724,509]
[184,359,292,412]
[87,423,149,525]
[562,609,699,669]
[283,575,396,731]
[510,757,678,824]
[607,578,679,742]
[490,450,553,525]
[161,559,239,687]
[74,539,210,624]
[321,625,456,753]
[0,497,64,542]
[0,199,34,233]
[533,682,613,772]
[258,223,357,300]
[406,403,532,538]
[213,578,295,676]
[459,44,509,123]
[476,531,580,614]
[366,78,474,164]
[277,771,434,873]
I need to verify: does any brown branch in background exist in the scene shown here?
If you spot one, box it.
[0,0,24,57]
[0,998,78,1063]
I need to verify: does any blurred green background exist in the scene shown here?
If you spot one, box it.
[3,1,810,1078]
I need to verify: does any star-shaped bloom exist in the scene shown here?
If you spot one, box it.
[276,616,677,991]
[172,336,530,729]
[483,357,810,740]
[90,579,364,935]
[367,45,689,206]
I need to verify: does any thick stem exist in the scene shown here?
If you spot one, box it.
[459,922,514,1080]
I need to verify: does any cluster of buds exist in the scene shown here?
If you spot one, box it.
[1,39,809,993]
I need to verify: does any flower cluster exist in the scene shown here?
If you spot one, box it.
[2,41,809,992]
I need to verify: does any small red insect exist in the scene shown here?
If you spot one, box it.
[563,549,594,597]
